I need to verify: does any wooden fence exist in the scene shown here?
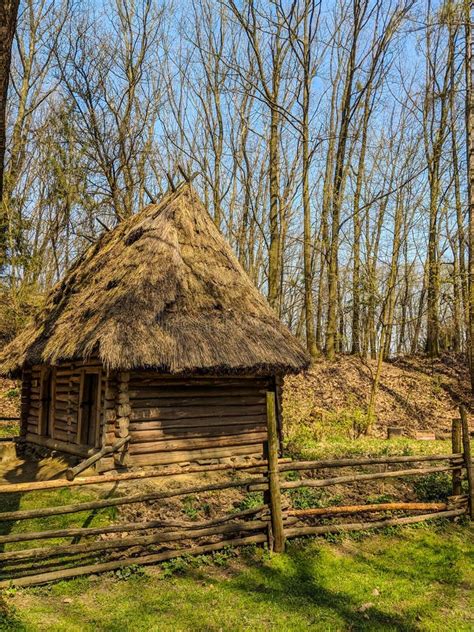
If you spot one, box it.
[0,399,472,588]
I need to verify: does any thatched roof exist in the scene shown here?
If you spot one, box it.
[0,184,309,376]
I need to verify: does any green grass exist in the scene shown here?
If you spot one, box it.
[0,522,472,631]
[0,425,471,629]
[0,423,19,439]
[0,488,117,554]
[284,433,450,461]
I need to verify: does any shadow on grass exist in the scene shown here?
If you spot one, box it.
[0,459,120,585]
[0,595,28,632]
[355,526,474,587]
[0,456,43,554]
[226,548,419,632]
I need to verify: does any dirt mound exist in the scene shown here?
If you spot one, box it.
[283,353,473,438]
[1,354,471,439]
[0,378,20,418]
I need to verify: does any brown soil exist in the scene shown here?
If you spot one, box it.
[0,378,20,418]
[284,353,473,437]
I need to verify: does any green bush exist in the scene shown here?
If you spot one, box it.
[236,492,264,511]
[181,496,199,520]
[413,473,452,501]
[286,486,325,510]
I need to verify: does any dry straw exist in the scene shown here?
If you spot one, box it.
[1,184,309,376]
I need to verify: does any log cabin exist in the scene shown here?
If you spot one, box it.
[0,184,309,472]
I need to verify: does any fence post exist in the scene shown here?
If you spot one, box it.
[459,406,474,520]
[266,391,285,553]
[451,418,462,497]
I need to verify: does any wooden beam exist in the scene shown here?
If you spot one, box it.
[289,502,449,517]
[284,509,466,538]
[460,406,474,519]
[452,418,463,497]
[0,519,268,563]
[24,433,95,457]
[0,477,268,522]
[278,453,463,471]
[249,465,458,492]
[266,391,285,553]
[0,534,268,588]
[0,459,286,495]
[65,436,130,480]
[0,505,269,545]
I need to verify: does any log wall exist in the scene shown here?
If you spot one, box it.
[23,366,274,469]
[23,360,104,457]
[26,365,44,437]
[99,373,272,470]
[53,364,81,444]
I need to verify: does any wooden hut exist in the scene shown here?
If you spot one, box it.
[0,184,309,472]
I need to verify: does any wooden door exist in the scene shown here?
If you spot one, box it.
[79,372,100,447]
[40,368,54,438]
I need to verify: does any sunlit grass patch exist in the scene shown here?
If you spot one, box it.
[0,487,118,553]
[284,431,449,461]
[0,522,471,632]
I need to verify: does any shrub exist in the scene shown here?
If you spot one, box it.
[285,406,371,450]
[413,473,452,501]
[286,486,325,510]
[236,492,264,511]
[181,495,199,520]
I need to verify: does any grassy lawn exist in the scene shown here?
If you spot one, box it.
[0,488,117,554]
[0,521,472,632]
[284,433,451,461]
[0,434,471,630]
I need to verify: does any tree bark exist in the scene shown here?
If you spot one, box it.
[0,0,20,266]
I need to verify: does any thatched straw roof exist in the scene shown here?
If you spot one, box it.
[0,184,309,376]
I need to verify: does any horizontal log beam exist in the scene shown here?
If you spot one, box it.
[129,418,266,434]
[24,433,95,458]
[0,477,268,522]
[0,534,268,588]
[284,508,466,538]
[128,387,267,398]
[129,426,266,443]
[128,432,267,454]
[249,465,458,492]
[127,396,265,408]
[0,460,282,495]
[288,502,449,517]
[0,505,269,545]
[278,454,463,471]
[0,520,268,563]
[129,406,265,422]
[128,443,265,466]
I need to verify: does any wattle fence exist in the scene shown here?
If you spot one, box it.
[0,399,472,588]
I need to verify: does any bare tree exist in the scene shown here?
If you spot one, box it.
[0,0,20,265]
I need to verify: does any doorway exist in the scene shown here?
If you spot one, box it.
[79,372,100,447]
[40,368,54,438]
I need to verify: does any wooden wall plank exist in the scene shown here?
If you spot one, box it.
[128,415,266,432]
[124,375,269,469]
[128,432,268,455]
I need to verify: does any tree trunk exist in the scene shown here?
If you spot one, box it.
[0,0,20,266]
[467,1,474,391]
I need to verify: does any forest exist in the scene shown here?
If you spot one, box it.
[0,0,472,370]
[1,2,474,628]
